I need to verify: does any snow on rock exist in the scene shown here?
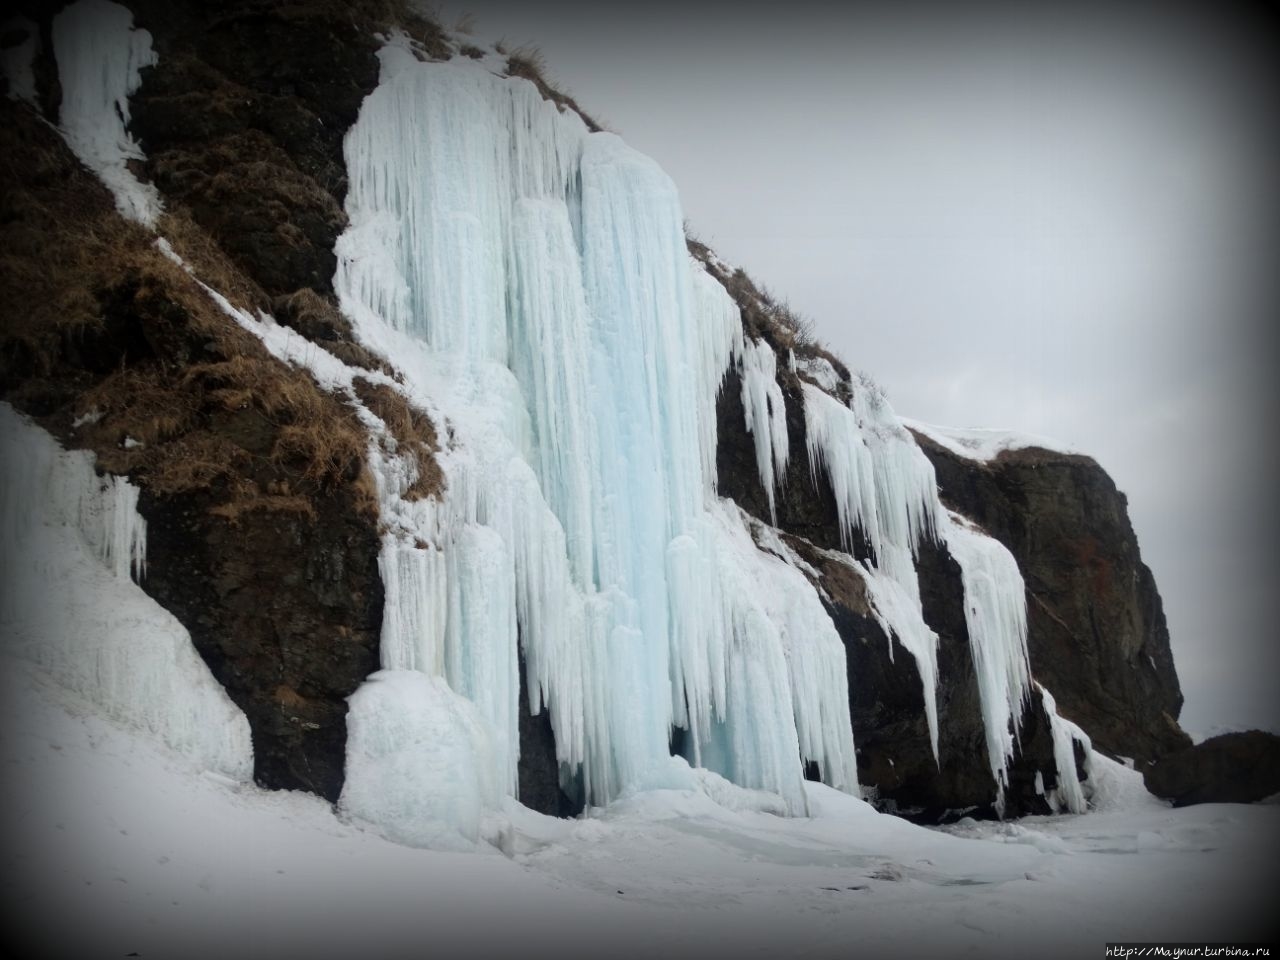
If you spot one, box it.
[941,510,1032,816]
[739,338,789,523]
[341,670,503,849]
[902,417,1080,462]
[51,0,161,226]
[794,354,843,394]
[0,403,251,781]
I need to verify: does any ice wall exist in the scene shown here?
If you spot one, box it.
[0,404,251,780]
[334,43,858,830]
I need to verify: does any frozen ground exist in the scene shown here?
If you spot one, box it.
[4,659,1276,960]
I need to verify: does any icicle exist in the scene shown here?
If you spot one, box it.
[739,339,789,523]
[1039,683,1093,814]
[800,380,943,761]
[690,265,743,492]
[942,511,1032,815]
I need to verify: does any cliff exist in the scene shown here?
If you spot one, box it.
[0,0,1191,828]
[909,428,1191,766]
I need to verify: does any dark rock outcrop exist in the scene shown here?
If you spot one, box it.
[912,432,1191,765]
[140,486,383,800]
[1144,731,1280,806]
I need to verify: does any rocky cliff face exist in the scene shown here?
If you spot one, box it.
[1,0,1183,820]
[911,432,1191,766]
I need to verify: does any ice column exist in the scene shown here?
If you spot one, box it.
[739,338,789,522]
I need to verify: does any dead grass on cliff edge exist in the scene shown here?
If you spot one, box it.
[0,100,379,523]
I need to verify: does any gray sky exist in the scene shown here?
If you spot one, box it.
[438,2,1277,737]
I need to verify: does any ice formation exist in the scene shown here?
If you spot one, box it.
[739,338,789,522]
[51,0,161,226]
[0,404,251,780]
[943,511,1032,814]
[116,31,1100,830]
[801,379,944,758]
[326,44,861,831]
[1039,684,1093,814]
[342,670,504,849]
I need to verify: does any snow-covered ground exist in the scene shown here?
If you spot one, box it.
[4,660,1276,960]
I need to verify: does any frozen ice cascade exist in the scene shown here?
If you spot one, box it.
[739,338,789,523]
[331,43,856,841]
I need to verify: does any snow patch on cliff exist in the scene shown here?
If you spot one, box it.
[902,418,1080,462]
[51,0,161,226]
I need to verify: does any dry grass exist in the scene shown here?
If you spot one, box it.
[686,231,851,394]
[506,46,605,133]
[352,376,443,501]
[272,287,392,375]
[0,98,377,525]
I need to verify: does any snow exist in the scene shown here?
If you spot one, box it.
[795,354,843,394]
[0,404,251,781]
[1,16,38,106]
[901,417,1080,462]
[6,669,1278,958]
[51,0,161,227]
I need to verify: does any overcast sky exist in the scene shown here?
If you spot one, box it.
[438,2,1277,737]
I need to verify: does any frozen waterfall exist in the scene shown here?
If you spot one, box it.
[334,43,857,839]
